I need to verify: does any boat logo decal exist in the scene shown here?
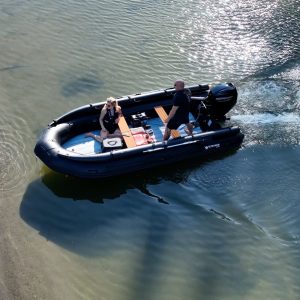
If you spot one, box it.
[205,144,220,150]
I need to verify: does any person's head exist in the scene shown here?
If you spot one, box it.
[105,97,117,109]
[174,80,185,91]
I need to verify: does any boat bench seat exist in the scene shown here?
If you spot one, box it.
[118,116,137,148]
[154,106,181,138]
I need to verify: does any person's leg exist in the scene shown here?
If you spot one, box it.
[114,129,122,136]
[163,127,171,141]
[164,118,179,141]
[85,132,94,138]
[99,129,109,141]
[108,129,123,138]
[184,122,193,136]
[85,130,107,142]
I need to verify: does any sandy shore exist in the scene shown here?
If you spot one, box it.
[0,191,50,300]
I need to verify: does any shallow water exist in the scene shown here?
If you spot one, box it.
[0,0,299,299]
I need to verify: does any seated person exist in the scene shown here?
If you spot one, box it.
[86,97,122,142]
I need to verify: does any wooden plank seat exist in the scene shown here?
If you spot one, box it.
[154,106,181,139]
[118,116,137,148]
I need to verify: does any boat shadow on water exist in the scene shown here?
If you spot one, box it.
[20,150,238,256]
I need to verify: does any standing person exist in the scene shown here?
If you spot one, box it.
[86,97,122,142]
[163,80,193,141]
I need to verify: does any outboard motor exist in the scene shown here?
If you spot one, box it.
[205,83,237,120]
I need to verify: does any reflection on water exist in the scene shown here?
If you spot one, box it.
[19,146,300,299]
[61,72,104,97]
[20,164,188,256]
[39,162,194,202]
[20,151,238,257]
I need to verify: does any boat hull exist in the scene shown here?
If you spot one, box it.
[34,83,244,179]
[35,127,243,179]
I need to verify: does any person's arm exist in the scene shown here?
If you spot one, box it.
[99,108,107,131]
[165,106,178,123]
[115,106,122,123]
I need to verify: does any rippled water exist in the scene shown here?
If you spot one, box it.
[0,0,299,299]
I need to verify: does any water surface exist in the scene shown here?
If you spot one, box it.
[0,0,299,299]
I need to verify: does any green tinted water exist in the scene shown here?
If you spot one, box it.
[0,0,299,299]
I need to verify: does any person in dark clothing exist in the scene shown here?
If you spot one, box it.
[163,80,193,141]
[86,97,122,142]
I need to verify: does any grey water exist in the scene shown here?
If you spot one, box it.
[0,0,299,299]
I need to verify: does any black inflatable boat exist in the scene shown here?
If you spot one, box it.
[34,83,244,179]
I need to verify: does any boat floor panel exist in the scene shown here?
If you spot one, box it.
[62,116,201,155]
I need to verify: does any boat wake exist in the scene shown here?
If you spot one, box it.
[231,112,300,125]
[230,76,300,145]
[0,111,34,193]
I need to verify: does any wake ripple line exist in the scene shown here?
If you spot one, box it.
[231,113,300,124]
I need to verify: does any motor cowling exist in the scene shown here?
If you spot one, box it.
[205,83,237,120]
